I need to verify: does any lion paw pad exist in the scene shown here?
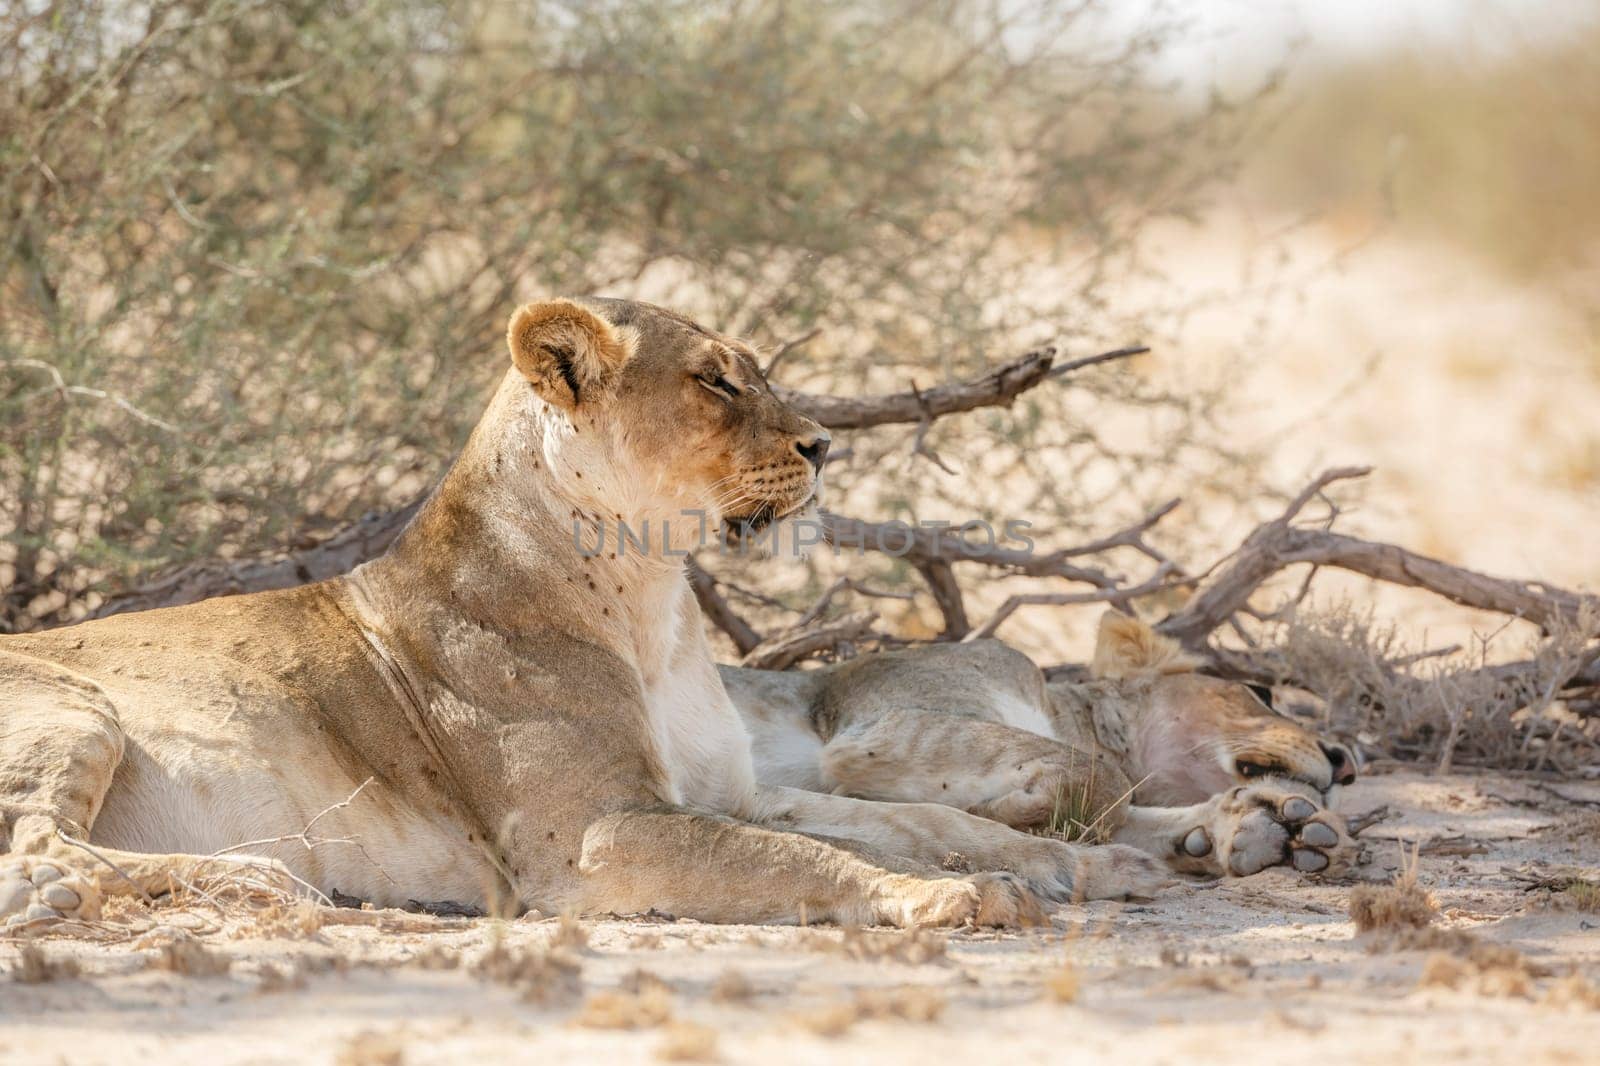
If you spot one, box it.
[0,858,101,927]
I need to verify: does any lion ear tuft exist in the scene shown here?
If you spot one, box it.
[506,299,632,411]
[1090,609,1204,680]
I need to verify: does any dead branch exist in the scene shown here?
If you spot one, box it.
[1160,466,1600,648]
[686,558,763,655]
[821,514,1122,589]
[772,344,1146,431]
[967,563,1183,641]
[740,610,879,671]
[795,577,913,628]
[91,499,422,619]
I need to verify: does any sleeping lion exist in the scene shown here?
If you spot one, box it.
[725,611,1357,879]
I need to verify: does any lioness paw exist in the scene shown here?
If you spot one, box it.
[882,871,1047,928]
[1182,784,1356,878]
[0,856,103,927]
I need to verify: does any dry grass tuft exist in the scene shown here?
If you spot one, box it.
[710,968,756,1004]
[248,898,326,940]
[150,939,231,977]
[472,936,582,1005]
[335,1030,406,1066]
[1043,958,1080,1003]
[622,968,673,997]
[410,944,462,971]
[857,987,946,1023]
[11,944,81,983]
[789,1002,861,1038]
[547,912,590,952]
[1561,880,1600,913]
[791,987,947,1036]
[255,961,308,994]
[575,987,674,1030]
[1270,603,1600,773]
[1349,851,1438,934]
[1418,941,1540,999]
[655,1021,721,1062]
[805,925,947,964]
[1542,974,1600,1011]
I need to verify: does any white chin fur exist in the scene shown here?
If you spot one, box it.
[726,498,822,560]
[765,499,823,560]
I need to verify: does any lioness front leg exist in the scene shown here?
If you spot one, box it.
[1114,782,1357,877]
[751,786,1168,904]
[577,808,1044,927]
[819,708,1134,830]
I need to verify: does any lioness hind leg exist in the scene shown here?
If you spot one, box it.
[820,707,1134,831]
[577,808,1046,928]
[0,649,287,928]
[0,649,127,925]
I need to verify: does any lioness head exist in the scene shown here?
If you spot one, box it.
[1090,611,1357,804]
[505,298,828,543]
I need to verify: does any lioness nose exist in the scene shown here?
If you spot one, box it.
[1321,742,1357,785]
[796,432,831,472]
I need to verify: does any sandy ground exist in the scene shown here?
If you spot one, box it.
[2,767,1596,1065]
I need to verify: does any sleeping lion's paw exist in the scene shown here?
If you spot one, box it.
[0,856,103,927]
[1178,783,1356,878]
[878,871,1047,928]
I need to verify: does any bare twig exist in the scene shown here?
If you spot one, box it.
[1162,470,1600,649]
[207,778,395,891]
[56,828,156,903]
[966,563,1184,641]
[686,557,763,655]
[761,326,821,377]
[773,341,1145,432]
[740,610,879,671]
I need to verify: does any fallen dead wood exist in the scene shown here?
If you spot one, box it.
[770,345,1146,431]
[1159,467,1600,647]
[740,610,880,671]
[92,500,422,619]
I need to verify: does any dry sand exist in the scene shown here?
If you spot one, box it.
[3,767,1596,1065]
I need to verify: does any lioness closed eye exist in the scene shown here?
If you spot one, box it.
[0,298,1166,931]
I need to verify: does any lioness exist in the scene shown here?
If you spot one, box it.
[1,298,1168,931]
[725,611,1358,878]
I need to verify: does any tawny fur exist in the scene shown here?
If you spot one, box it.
[0,299,1166,932]
[723,610,1358,879]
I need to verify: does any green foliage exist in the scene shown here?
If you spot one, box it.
[1,0,1249,629]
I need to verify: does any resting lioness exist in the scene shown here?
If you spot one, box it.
[0,298,1167,931]
[724,611,1358,878]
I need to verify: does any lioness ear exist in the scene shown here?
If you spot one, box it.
[506,299,631,412]
[1090,608,1204,680]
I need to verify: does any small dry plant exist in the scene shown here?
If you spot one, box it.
[804,924,947,964]
[11,944,81,983]
[471,927,582,1005]
[655,1021,720,1062]
[335,1030,406,1066]
[149,939,232,977]
[710,968,756,1004]
[1348,845,1438,936]
[790,987,947,1036]
[575,987,674,1030]
[1560,879,1600,913]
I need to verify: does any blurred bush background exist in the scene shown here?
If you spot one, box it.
[1,0,1259,631]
